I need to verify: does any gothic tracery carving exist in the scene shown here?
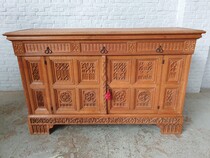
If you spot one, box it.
[113,62,127,80]
[55,63,70,81]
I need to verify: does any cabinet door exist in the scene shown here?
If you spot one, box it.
[22,57,51,114]
[159,55,191,113]
[46,56,106,114]
[107,56,162,113]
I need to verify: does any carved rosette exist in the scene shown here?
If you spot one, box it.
[82,90,97,107]
[137,90,151,107]
[12,42,25,55]
[59,90,73,107]
[113,90,127,107]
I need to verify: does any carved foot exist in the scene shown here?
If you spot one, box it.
[28,123,54,135]
[157,123,183,134]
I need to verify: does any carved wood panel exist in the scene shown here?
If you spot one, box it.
[134,88,155,109]
[108,58,131,85]
[110,89,130,111]
[107,56,162,113]
[80,42,127,54]
[22,57,51,114]
[50,58,74,85]
[136,40,196,54]
[159,55,191,113]
[79,89,100,112]
[77,59,99,84]
[166,58,184,83]
[19,40,196,56]
[54,89,77,113]
[47,56,105,114]
[24,42,71,53]
[135,57,162,84]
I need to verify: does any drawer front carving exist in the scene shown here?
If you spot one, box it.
[14,40,196,56]
[107,56,162,114]
[136,40,196,54]
[24,42,71,53]
[80,42,127,54]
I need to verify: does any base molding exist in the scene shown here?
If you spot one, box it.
[28,114,183,135]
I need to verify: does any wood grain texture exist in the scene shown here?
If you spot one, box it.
[4,28,205,135]
[3,28,205,36]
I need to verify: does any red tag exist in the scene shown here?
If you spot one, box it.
[105,90,111,100]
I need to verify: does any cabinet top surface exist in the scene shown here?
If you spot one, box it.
[3,27,205,36]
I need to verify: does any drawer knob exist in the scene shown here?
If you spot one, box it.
[156,45,164,53]
[100,46,108,54]
[45,47,53,54]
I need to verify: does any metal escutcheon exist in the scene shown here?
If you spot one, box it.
[156,45,164,53]
[45,47,53,54]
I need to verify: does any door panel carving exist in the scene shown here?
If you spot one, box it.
[110,89,130,111]
[166,58,184,83]
[47,56,105,114]
[109,59,131,84]
[135,58,161,84]
[50,59,74,85]
[22,57,51,114]
[159,55,191,113]
[107,56,162,113]
[77,60,99,84]
[134,88,155,109]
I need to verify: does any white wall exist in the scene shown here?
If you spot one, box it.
[0,0,209,92]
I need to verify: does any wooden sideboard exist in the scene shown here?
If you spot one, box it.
[4,28,205,135]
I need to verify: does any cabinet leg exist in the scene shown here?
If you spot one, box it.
[157,123,183,134]
[28,122,54,135]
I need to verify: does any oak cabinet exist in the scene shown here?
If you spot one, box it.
[4,28,205,135]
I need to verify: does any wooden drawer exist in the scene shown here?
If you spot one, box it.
[14,40,196,56]
[135,40,196,54]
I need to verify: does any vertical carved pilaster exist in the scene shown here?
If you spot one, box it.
[102,56,107,113]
